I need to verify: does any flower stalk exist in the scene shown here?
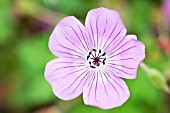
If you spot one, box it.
[140,62,150,73]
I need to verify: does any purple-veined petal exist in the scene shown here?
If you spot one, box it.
[83,70,130,109]
[85,7,127,51]
[45,7,146,109]
[49,16,90,58]
[45,58,90,100]
[107,35,145,79]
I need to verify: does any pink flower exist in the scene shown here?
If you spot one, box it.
[45,7,145,109]
[162,0,170,25]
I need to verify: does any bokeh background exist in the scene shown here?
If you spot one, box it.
[1,0,170,113]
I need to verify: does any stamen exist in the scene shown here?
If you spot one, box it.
[89,52,91,56]
[97,49,101,57]
[92,49,97,57]
[91,52,95,58]
[99,52,106,57]
[99,58,105,59]
[87,49,106,68]
[99,50,101,53]
[92,49,97,51]
[102,52,106,56]
[103,58,106,62]
[87,55,90,60]
[103,58,106,65]
[90,66,96,68]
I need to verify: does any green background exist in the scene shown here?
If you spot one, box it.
[0,0,170,113]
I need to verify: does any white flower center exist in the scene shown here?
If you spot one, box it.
[87,49,106,69]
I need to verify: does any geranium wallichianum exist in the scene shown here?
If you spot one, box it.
[45,7,145,109]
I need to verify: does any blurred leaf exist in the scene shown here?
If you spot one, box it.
[127,0,152,36]
[10,33,56,107]
[0,0,14,44]
[53,0,98,19]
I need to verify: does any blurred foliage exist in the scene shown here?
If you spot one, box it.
[0,0,170,113]
[9,33,56,107]
[127,0,152,35]
[0,0,14,44]
[43,0,99,19]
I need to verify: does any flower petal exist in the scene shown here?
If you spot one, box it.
[83,70,130,109]
[107,35,145,79]
[85,7,127,51]
[45,58,90,100]
[49,16,90,58]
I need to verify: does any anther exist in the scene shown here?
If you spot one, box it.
[99,50,101,53]
[90,66,96,68]
[87,55,90,60]
[92,49,96,51]
[102,58,106,65]
[102,52,106,56]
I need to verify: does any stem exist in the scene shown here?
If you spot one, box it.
[140,62,151,73]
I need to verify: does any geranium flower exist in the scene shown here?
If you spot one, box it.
[162,0,170,25]
[45,7,145,109]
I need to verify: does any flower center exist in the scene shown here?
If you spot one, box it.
[87,49,106,68]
